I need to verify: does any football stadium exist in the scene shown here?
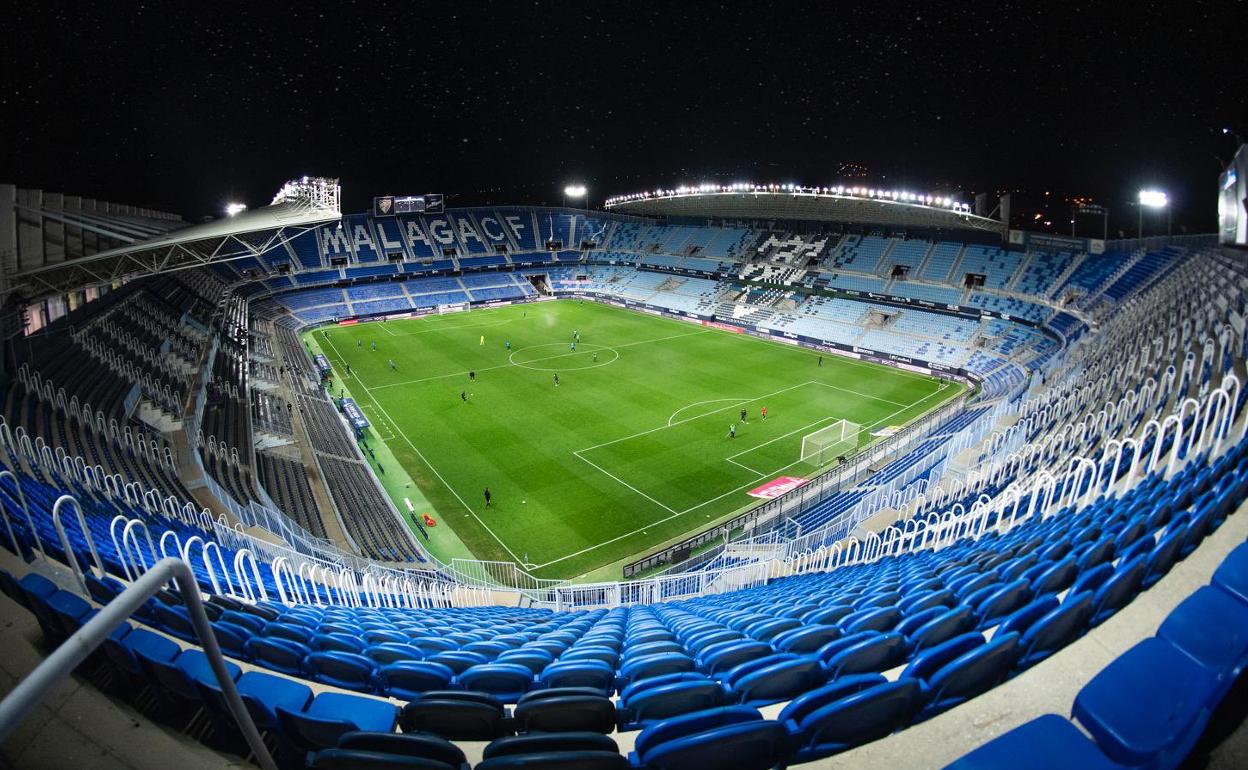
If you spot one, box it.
[2,5,1248,770]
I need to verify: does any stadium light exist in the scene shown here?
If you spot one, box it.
[562,184,588,212]
[1136,189,1171,237]
[225,202,247,217]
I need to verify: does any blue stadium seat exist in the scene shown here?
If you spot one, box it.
[365,643,425,665]
[780,674,922,762]
[276,691,398,754]
[617,652,695,689]
[457,663,535,703]
[619,679,727,731]
[1072,637,1219,768]
[537,660,615,692]
[1014,593,1094,670]
[821,632,908,677]
[905,632,1020,721]
[1211,542,1248,605]
[631,706,787,770]
[907,605,978,651]
[696,640,773,675]
[771,624,841,654]
[496,648,557,674]
[194,669,312,732]
[728,657,828,708]
[303,651,379,693]
[428,650,490,675]
[378,661,456,700]
[1157,585,1248,700]
[944,715,1129,769]
[244,636,309,676]
[139,647,241,705]
[1089,556,1148,626]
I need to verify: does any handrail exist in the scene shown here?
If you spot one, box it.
[0,557,276,770]
[51,495,103,596]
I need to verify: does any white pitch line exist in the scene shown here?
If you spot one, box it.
[723,414,845,464]
[576,380,908,457]
[369,328,710,391]
[572,450,679,515]
[322,332,525,564]
[576,381,818,454]
[667,397,752,427]
[533,380,956,569]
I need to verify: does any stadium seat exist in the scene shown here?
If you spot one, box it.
[905,632,1021,721]
[697,640,773,675]
[512,688,617,734]
[619,679,727,731]
[617,652,696,689]
[907,605,978,651]
[244,636,309,677]
[537,660,615,692]
[1014,593,1094,670]
[1211,542,1248,605]
[631,706,788,770]
[378,661,456,700]
[780,674,922,762]
[194,669,312,732]
[1089,556,1148,626]
[303,651,379,693]
[1072,637,1219,768]
[477,733,626,770]
[944,715,1129,769]
[822,632,908,677]
[728,657,828,707]
[457,663,535,703]
[771,624,841,654]
[1157,585,1248,700]
[309,731,469,770]
[276,691,399,754]
[398,691,509,740]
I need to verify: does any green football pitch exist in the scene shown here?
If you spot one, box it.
[307,300,965,580]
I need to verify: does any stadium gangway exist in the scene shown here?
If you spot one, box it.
[0,557,275,770]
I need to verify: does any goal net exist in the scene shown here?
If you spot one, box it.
[800,420,861,466]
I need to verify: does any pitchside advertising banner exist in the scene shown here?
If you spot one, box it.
[747,476,808,499]
[339,398,370,431]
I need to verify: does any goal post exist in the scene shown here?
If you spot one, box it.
[800,419,861,466]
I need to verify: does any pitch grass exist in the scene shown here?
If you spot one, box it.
[309,300,964,580]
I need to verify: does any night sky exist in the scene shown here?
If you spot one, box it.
[2,1,1244,235]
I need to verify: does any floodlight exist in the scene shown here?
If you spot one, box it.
[563,184,587,198]
[225,202,247,216]
[1138,190,1168,208]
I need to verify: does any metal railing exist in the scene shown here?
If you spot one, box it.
[0,557,276,770]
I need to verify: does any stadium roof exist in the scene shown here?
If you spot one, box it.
[9,178,340,300]
[605,185,1004,234]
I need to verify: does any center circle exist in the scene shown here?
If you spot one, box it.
[508,343,620,371]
